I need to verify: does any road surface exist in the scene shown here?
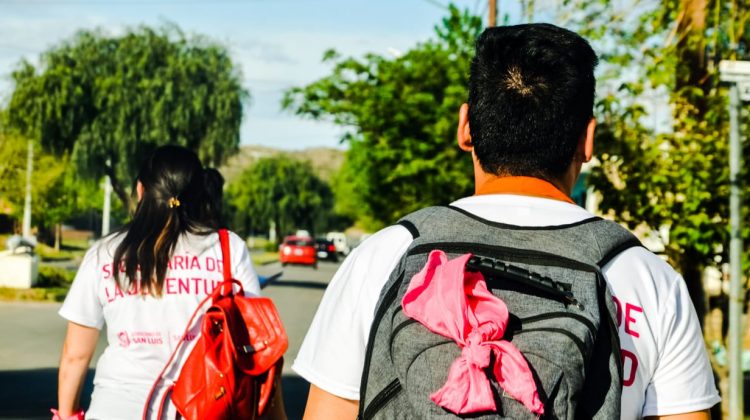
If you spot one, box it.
[0,260,339,419]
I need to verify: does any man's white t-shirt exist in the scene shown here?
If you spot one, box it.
[59,230,260,419]
[293,194,720,419]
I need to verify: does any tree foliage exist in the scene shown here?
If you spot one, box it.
[558,0,750,317]
[283,6,482,229]
[7,24,247,209]
[226,156,333,241]
[0,130,100,241]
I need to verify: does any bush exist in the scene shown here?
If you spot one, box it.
[264,242,279,253]
[37,266,75,288]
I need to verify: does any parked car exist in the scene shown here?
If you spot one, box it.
[315,239,339,262]
[326,232,350,256]
[279,236,317,268]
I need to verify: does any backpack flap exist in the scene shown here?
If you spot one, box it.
[233,296,288,375]
[172,304,241,420]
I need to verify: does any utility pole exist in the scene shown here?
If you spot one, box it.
[21,140,33,239]
[489,0,497,27]
[102,173,112,237]
[719,59,749,420]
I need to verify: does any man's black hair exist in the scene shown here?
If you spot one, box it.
[468,23,598,179]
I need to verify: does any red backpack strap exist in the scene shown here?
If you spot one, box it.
[218,229,233,296]
[142,289,218,420]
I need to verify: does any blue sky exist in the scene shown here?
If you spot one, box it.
[0,0,527,150]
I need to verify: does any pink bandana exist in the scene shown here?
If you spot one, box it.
[401,250,544,415]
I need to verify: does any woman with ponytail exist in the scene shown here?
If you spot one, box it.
[54,145,261,419]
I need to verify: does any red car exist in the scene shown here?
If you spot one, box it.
[279,236,318,268]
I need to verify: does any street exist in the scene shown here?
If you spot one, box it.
[0,260,340,420]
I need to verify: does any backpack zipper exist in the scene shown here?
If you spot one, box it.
[407,242,599,273]
[466,255,584,310]
[359,272,404,417]
[513,328,587,360]
[519,312,596,339]
[389,313,594,361]
[408,243,599,309]
[360,378,402,420]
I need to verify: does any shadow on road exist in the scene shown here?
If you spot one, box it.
[0,369,310,420]
[0,368,94,419]
[269,280,328,290]
[282,374,309,419]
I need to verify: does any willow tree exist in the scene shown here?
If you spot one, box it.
[7,25,247,209]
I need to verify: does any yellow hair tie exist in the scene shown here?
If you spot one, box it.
[167,197,181,208]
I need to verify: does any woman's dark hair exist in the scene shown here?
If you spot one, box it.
[113,145,222,296]
[201,168,226,227]
[468,24,598,179]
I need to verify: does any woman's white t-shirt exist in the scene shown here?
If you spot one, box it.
[59,230,260,419]
[292,194,720,419]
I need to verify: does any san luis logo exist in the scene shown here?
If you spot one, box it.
[117,331,131,348]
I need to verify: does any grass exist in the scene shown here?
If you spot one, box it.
[0,286,69,302]
[252,252,279,266]
[0,265,74,302]
[36,240,89,262]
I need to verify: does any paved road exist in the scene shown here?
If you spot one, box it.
[0,260,339,419]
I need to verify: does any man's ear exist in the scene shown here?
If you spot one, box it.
[579,117,596,163]
[457,103,473,152]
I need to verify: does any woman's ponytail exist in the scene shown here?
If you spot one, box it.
[112,146,216,296]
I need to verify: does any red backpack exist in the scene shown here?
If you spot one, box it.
[143,229,288,419]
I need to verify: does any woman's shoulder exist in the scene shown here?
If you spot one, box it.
[89,231,126,258]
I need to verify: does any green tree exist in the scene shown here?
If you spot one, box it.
[0,130,100,247]
[227,156,333,241]
[283,6,482,230]
[7,24,247,209]
[559,0,750,320]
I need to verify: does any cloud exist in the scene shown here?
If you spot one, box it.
[229,39,297,65]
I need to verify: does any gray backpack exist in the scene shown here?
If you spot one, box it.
[359,206,641,419]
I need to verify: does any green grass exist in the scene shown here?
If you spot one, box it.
[0,265,75,302]
[36,241,88,262]
[252,252,279,266]
[0,286,69,302]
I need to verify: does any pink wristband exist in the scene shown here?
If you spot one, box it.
[50,408,85,420]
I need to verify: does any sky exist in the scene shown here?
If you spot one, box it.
[0,0,526,151]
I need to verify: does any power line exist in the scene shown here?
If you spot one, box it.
[419,0,449,10]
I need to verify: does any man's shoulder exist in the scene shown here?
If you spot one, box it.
[606,245,678,278]
[604,245,683,305]
[353,224,415,262]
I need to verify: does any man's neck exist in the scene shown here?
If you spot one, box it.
[474,173,575,204]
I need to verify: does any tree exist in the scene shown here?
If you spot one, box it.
[558,0,750,322]
[226,156,333,242]
[283,6,482,230]
[7,24,247,210]
[0,129,100,248]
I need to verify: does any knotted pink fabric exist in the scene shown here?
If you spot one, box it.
[401,250,544,415]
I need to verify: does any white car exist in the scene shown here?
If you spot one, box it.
[325,232,350,256]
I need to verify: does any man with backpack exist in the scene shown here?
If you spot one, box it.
[293,24,720,419]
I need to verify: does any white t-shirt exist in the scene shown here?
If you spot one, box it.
[293,194,720,419]
[59,230,260,419]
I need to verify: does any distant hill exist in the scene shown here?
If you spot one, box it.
[219,145,346,182]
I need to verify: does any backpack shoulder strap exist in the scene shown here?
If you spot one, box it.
[399,205,644,270]
[583,219,644,268]
[395,206,447,240]
[396,220,420,239]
